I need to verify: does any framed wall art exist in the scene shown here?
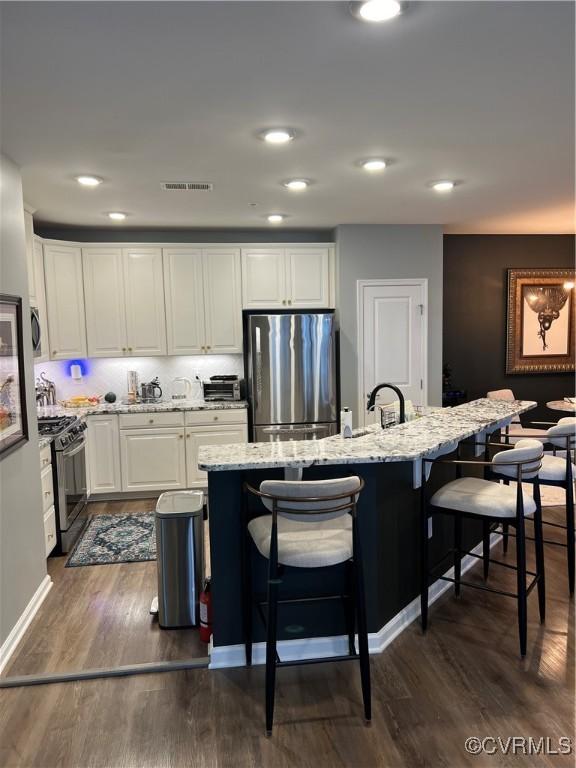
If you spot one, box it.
[506,269,575,374]
[0,295,29,458]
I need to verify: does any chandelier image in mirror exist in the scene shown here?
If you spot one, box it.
[507,269,576,374]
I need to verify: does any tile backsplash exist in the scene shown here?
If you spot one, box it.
[34,355,244,401]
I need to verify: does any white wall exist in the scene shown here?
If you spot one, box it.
[0,154,47,649]
[336,225,443,424]
[35,354,244,401]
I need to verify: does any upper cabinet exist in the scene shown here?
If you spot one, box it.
[241,246,334,309]
[44,244,87,360]
[164,247,242,355]
[83,247,167,357]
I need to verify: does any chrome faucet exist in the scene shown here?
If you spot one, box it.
[366,383,406,425]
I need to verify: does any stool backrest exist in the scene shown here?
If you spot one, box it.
[487,388,520,424]
[547,417,576,450]
[491,438,543,480]
[259,476,362,522]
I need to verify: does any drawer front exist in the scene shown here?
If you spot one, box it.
[185,408,248,427]
[44,506,57,557]
[41,464,54,513]
[40,444,52,471]
[119,411,185,429]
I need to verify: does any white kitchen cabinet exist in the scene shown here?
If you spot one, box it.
[44,244,87,360]
[286,247,331,308]
[123,248,167,356]
[24,209,36,304]
[87,414,122,494]
[241,246,333,309]
[163,248,206,355]
[185,423,247,487]
[33,237,50,363]
[44,506,57,557]
[120,427,186,492]
[83,248,127,357]
[163,247,242,355]
[203,249,242,353]
[241,248,286,308]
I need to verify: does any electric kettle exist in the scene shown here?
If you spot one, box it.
[171,377,193,400]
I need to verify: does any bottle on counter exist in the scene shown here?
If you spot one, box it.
[340,407,353,438]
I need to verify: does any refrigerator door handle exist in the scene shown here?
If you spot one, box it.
[254,325,262,410]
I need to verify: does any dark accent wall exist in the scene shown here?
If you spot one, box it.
[35,224,335,243]
[443,235,575,423]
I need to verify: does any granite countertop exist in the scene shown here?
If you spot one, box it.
[37,399,248,419]
[198,398,536,471]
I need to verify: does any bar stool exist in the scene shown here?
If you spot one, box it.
[491,417,575,595]
[487,389,548,443]
[420,439,545,657]
[242,476,370,735]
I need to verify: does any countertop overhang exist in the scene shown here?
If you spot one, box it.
[37,399,248,419]
[198,399,536,472]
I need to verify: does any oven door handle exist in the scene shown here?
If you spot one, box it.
[62,439,86,458]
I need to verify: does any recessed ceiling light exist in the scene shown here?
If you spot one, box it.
[76,175,102,187]
[261,129,294,145]
[283,179,310,191]
[107,211,127,221]
[361,159,387,172]
[430,180,455,192]
[354,0,402,23]
[267,214,285,224]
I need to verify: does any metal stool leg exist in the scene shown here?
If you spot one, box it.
[454,515,462,597]
[566,480,575,597]
[345,559,357,656]
[515,515,528,657]
[265,540,280,736]
[533,485,546,624]
[243,531,253,667]
[482,520,491,581]
[352,516,371,723]
[420,497,429,631]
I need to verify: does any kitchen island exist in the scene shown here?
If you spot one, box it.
[198,399,536,668]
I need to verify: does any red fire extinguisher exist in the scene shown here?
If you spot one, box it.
[199,579,212,644]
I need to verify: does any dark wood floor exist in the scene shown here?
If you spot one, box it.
[3,499,207,678]
[0,506,573,767]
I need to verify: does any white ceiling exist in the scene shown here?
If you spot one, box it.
[1,1,574,233]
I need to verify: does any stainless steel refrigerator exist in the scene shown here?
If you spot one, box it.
[245,312,338,442]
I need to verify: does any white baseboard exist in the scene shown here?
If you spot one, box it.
[0,575,52,675]
[209,534,499,669]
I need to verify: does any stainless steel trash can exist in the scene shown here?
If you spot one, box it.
[155,490,204,628]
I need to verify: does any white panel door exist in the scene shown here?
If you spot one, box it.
[203,248,242,353]
[83,248,127,357]
[359,280,427,426]
[87,415,122,494]
[120,428,186,492]
[286,247,331,308]
[123,248,167,356]
[163,248,205,355]
[44,245,87,360]
[186,424,248,487]
[241,248,286,308]
[33,238,50,363]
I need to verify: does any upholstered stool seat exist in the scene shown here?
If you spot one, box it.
[248,514,352,568]
[539,455,576,482]
[430,477,537,518]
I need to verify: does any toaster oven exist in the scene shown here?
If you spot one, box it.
[202,376,243,401]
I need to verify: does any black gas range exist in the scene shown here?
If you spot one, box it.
[38,415,88,553]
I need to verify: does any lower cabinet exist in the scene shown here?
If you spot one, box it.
[185,424,247,488]
[88,409,247,494]
[120,427,187,492]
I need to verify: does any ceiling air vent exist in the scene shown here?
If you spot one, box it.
[160,181,214,191]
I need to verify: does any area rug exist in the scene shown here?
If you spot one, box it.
[66,513,156,567]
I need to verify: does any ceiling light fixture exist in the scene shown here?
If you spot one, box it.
[267,214,285,224]
[283,179,309,191]
[430,180,455,192]
[261,129,294,145]
[361,159,387,172]
[76,175,102,187]
[353,0,402,23]
[107,212,127,221]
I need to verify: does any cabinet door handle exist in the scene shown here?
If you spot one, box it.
[122,347,126,352]
[288,299,292,305]
[52,350,57,356]
[213,416,219,421]
[282,300,286,306]
[207,345,211,350]
[44,490,51,496]
[186,433,190,439]
[128,347,133,352]
[148,419,154,424]
[179,434,183,439]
